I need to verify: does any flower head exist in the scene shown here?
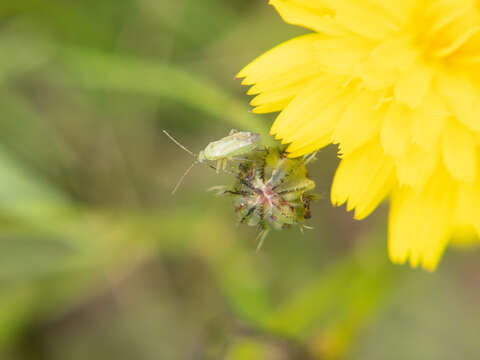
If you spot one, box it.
[212,147,316,248]
[238,0,480,270]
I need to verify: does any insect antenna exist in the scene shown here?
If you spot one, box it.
[171,161,196,195]
[163,130,200,195]
[162,130,196,158]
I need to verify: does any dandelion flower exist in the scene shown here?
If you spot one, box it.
[238,0,480,270]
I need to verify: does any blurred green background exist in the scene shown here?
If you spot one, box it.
[0,1,479,359]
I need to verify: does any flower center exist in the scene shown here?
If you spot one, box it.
[255,184,276,208]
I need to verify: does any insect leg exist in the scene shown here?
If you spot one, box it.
[207,164,256,191]
[230,157,255,163]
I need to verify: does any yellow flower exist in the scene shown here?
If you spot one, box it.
[238,0,480,270]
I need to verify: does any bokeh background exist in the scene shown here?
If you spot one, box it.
[0,1,479,359]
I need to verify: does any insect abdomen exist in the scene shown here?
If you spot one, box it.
[203,132,260,160]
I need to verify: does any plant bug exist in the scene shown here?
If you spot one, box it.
[163,129,261,194]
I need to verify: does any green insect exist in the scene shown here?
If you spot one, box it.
[163,129,261,194]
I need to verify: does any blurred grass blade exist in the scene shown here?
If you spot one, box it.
[0,146,69,220]
[0,90,77,179]
[57,46,272,140]
[0,93,71,221]
[0,33,55,83]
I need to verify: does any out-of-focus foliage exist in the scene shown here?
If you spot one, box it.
[0,1,478,359]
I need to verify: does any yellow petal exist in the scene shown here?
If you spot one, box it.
[441,119,477,183]
[355,36,417,90]
[426,1,480,57]
[456,182,480,236]
[366,0,417,26]
[318,0,399,40]
[287,138,331,158]
[313,37,372,75]
[251,103,288,114]
[435,26,480,58]
[331,139,396,220]
[269,0,348,35]
[250,81,308,113]
[437,71,480,131]
[394,61,433,109]
[380,102,411,158]
[449,225,479,248]
[370,37,417,70]
[283,88,355,154]
[245,64,319,95]
[388,168,454,271]
[411,90,448,149]
[332,89,384,155]
[425,1,470,40]
[270,74,348,136]
[237,34,320,83]
[395,142,439,191]
[285,89,354,144]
